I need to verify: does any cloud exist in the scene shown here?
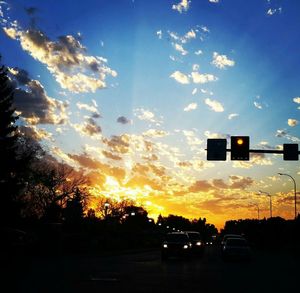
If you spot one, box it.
[143,129,169,138]
[172,0,191,13]
[293,97,300,104]
[194,50,203,55]
[275,129,300,142]
[204,130,228,139]
[19,125,53,141]
[209,0,219,3]
[133,108,162,126]
[76,102,100,116]
[103,135,130,154]
[3,24,117,93]
[267,7,282,16]
[254,101,263,109]
[204,98,224,112]
[117,116,132,125]
[232,153,273,168]
[102,150,122,161]
[211,52,235,69]
[173,43,188,55]
[192,88,197,95]
[189,180,212,192]
[170,71,190,84]
[72,118,102,137]
[12,76,69,125]
[293,97,300,109]
[184,102,197,112]
[191,71,218,84]
[156,30,162,39]
[228,113,239,120]
[288,119,298,127]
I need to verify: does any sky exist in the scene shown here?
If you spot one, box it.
[1,0,300,230]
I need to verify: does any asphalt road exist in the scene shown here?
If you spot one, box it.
[5,245,300,293]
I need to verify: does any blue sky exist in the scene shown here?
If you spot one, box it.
[1,0,300,229]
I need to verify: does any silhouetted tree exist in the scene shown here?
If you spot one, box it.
[64,187,85,225]
[0,60,21,225]
[24,160,88,219]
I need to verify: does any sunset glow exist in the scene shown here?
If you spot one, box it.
[1,0,300,230]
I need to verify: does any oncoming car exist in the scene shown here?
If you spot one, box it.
[161,232,192,260]
[184,231,205,256]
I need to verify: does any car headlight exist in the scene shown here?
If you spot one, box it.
[196,241,202,246]
[183,244,189,249]
[163,244,168,248]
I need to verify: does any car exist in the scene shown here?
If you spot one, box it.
[161,232,192,260]
[221,237,252,261]
[220,233,244,246]
[184,231,205,255]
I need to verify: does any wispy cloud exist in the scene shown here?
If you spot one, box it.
[211,52,235,69]
[275,129,300,142]
[205,98,224,112]
[134,108,162,125]
[254,101,263,109]
[170,71,190,84]
[173,43,188,55]
[191,71,218,84]
[172,0,191,13]
[228,113,239,120]
[184,103,197,112]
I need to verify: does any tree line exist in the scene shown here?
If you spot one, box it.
[0,59,217,254]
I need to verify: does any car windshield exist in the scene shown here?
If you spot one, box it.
[166,234,189,242]
[187,233,201,240]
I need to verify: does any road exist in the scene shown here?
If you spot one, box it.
[4,245,299,293]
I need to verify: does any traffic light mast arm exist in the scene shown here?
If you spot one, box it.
[226,149,291,154]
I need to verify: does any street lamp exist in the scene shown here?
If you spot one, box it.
[259,190,272,218]
[278,173,297,219]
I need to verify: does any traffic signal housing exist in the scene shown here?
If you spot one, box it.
[231,136,250,161]
[283,144,298,160]
[207,138,227,161]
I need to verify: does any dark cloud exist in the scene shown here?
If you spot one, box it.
[117,116,131,124]
[83,118,102,136]
[92,112,101,119]
[189,180,213,192]
[229,176,254,189]
[212,179,228,189]
[11,67,31,85]
[14,79,68,124]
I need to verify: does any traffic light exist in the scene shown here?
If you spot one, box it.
[207,139,227,161]
[231,136,250,160]
[283,144,298,160]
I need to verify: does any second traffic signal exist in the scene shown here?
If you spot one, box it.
[231,136,250,161]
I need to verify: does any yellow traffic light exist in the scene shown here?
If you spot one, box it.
[231,136,250,160]
[237,138,244,145]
